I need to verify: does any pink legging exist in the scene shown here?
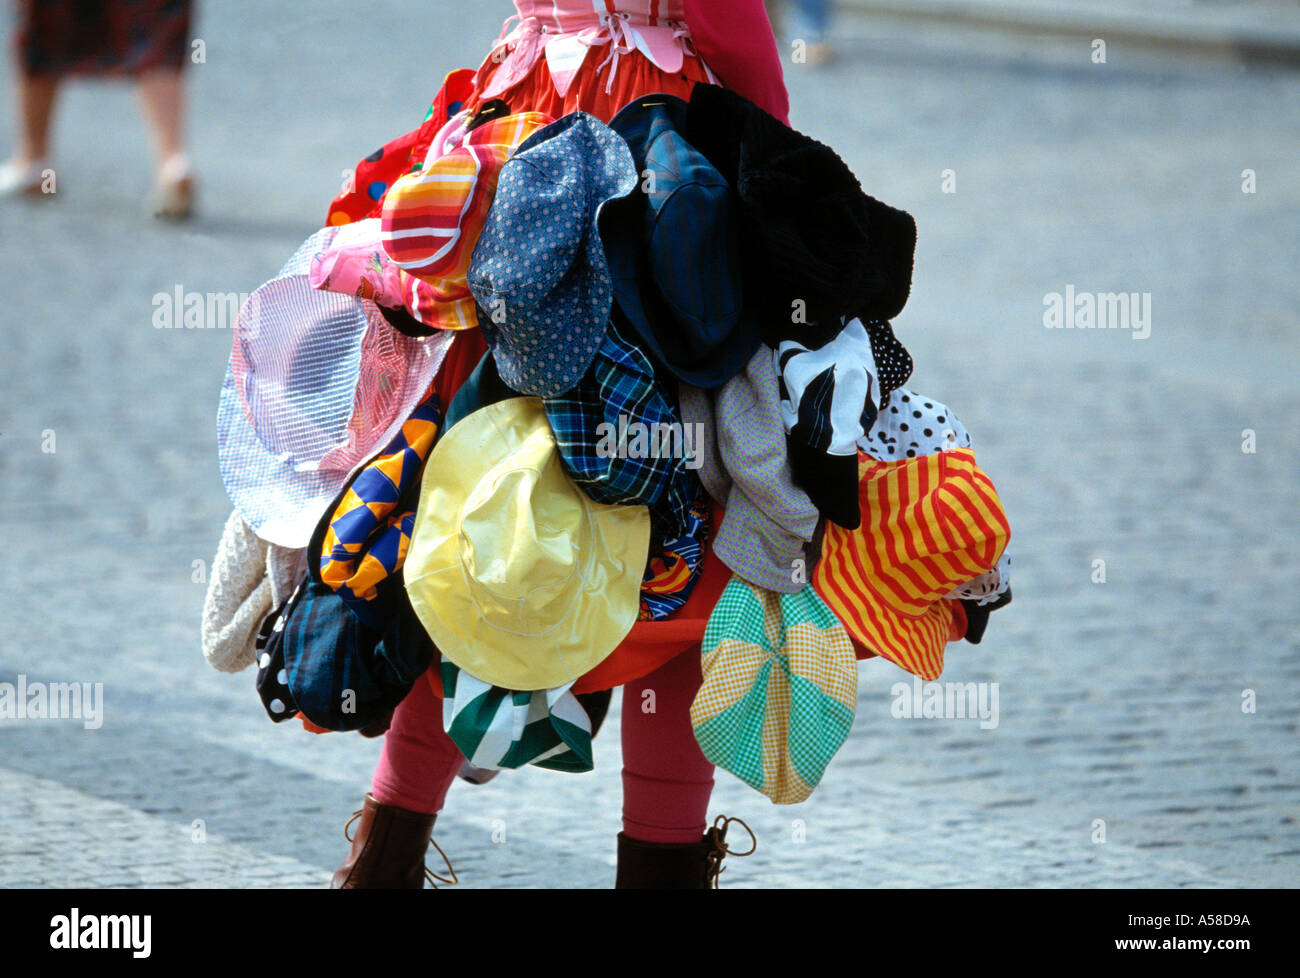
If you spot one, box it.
[371,648,715,844]
[619,646,717,843]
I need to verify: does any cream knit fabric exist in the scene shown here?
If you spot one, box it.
[201,510,307,673]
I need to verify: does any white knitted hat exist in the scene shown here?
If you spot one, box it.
[201,511,307,673]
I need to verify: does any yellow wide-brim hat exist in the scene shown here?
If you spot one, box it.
[405,396,650,690]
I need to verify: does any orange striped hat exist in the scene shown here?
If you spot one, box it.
[813,447,1010,681]
[380,110,552,328]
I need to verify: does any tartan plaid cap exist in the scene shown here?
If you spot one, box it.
[542,322,700,540]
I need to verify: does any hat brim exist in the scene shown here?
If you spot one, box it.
[813,541,956,681]
[411,280,480,331]
[812,449,1008,679]
[404,397,650,690]
[218,368,349,549]
[218,232,452,548]
[608,263,760,391]
[479,257,612,397]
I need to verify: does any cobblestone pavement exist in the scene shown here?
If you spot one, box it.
[1,3,1297,888]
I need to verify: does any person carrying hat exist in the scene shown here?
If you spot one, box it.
[321,0,788,890]
[215,0,1007,887]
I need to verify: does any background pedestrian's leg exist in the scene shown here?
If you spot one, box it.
[371,676,464,816]
[621,647,716,844]
[136,68,195,215]
[17,73,59,163]
[1,73,58,194]
[788,0,833,62]
[136,68,187,164]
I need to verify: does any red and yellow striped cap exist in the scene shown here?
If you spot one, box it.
[813,447,1010,680]
[381,111,553,328]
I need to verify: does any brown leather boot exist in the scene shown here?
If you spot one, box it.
[615,815,756,889]
[330,793,457,889]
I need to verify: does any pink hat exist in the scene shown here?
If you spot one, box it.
[218,228,453,548]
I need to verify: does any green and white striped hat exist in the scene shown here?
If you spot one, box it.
[440,657,594,773]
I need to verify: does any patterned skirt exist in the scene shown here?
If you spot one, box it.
[16,0,194,77]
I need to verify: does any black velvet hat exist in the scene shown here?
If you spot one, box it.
[684,85,918,348]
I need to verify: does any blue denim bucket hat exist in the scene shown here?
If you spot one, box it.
[468,111,638,397]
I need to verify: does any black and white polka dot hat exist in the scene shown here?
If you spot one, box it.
[860,388,972,461]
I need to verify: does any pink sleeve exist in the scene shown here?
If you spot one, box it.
[683,0,790,125]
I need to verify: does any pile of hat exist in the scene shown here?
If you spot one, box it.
[204,73,1013,802]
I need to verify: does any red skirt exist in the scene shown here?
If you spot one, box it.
[464,40,712,125]
[16,0,193,77]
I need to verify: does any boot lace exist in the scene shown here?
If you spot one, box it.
[704,815,757,889]
[424,839,459,888]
